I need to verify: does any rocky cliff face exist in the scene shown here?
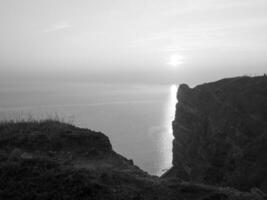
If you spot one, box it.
[1,117,266,199]
[170,75,267,192]
[1,120,264,199]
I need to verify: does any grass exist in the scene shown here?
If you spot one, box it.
[0,111,75,127]
[0,112,76,138]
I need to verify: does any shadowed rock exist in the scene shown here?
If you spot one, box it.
[167,75,267,192]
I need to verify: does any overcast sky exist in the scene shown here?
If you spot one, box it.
[0,0,266,85]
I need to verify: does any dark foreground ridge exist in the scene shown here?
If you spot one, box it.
[166,75,267,195]
[0,121,264,200]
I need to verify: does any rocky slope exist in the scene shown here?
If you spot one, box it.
[0,120,263,199]
[168,75,267,193]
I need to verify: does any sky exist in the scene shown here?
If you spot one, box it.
[0,0,267,85]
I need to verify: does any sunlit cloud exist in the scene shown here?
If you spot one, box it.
[44,22,71,33]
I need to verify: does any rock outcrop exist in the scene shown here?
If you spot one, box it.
[0,119,264,199]
[169,75,267,192]
[0,120,112,153]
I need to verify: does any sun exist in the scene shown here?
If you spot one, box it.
[167,54,184,68]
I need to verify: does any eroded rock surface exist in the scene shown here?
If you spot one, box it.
[169,76,267,192]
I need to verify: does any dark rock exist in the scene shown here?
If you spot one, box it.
[129,159,134,165]
[20,152,33,160]
[251,187,267,198]
[168,75,267,192]
[8,148,23,161]
[0,121,112,154]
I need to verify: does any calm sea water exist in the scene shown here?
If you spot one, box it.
[0,82,176,175]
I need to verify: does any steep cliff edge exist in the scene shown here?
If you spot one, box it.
[169,75,267,192]
[1,120,264,199]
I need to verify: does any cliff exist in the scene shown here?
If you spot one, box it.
[169,75,267,192]
[0,120,263,199]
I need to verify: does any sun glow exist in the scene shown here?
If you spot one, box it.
[167,54,184,67]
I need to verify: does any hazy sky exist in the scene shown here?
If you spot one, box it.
[0,0,267,84]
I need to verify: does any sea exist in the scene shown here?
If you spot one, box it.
[0,81,177,175]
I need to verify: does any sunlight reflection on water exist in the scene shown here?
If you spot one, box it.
[158,84,177,175]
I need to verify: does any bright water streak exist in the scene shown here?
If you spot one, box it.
[158,84,177,175]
